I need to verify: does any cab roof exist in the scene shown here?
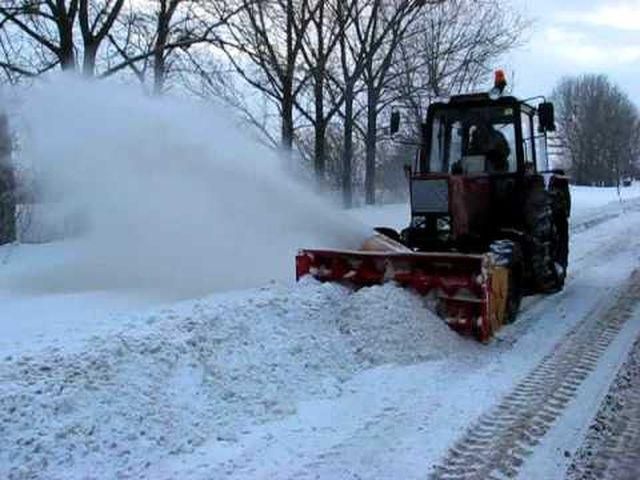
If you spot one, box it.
[432,93,536,114]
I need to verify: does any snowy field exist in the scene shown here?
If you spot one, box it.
[2,79,640,479]
[1,184,640,479]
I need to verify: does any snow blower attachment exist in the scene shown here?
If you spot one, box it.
[296,244,510,342]
[297,75,570,342]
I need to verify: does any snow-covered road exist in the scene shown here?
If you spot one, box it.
[174,203,640,480]
[1,187,640,479]
[567,330,640,480]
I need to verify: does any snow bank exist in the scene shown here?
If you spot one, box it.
[571,183,640,211]
[4,76,367,298]
[0,280,464,479]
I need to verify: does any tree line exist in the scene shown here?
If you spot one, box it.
[0,0,524,210]
[552,74,639,187]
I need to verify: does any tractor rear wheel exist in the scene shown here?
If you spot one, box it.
[525,190,567,293]
[551,188,570,282]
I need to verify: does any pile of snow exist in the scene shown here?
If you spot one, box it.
[0,280,467,479]
[335,284,466,365]
[4,76,367,299]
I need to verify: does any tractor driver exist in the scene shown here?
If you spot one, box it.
[468,123,510,172]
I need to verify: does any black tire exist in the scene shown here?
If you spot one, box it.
[525,190,566,293]
[551,189,570,278]
[490,239,523,324]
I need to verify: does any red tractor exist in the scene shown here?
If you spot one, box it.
[297,76,570,341]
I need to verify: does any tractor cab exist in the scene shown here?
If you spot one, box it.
[403,88,559,253]
[417,93,555,176]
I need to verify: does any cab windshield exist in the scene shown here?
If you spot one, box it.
[428,105,518,174]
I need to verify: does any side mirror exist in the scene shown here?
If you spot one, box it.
[538,102,556,132]
[403,164,412,179]
[390,110,400,135]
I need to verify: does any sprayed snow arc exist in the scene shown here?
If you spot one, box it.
[6,76,367,298]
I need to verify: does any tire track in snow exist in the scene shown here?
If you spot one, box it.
[429,270,640,480]
[566,335,640,480]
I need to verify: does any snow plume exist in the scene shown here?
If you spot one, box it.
[7,76,368,298]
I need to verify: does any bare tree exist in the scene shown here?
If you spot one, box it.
[0,0,134,78]
[79,0,126,76]
[553,74,640,186]
[210,0,314,151]
[425,1,523,96]
[105,0,243,93]
[0,0,79,76]
[107,0,199,91]
[0,0,238,87]
[297,0,343,183]
[360,2,434,205]
[393,0,525,123]
[333,0,439,208]
[103,3,155,83]
[367,0,525,201]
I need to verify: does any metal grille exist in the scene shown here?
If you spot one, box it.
[411,178,449,214]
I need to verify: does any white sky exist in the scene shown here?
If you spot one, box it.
[506,0,640,105]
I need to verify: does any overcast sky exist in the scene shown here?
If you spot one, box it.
[505,0,639,105]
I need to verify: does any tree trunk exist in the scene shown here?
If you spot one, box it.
[281,0,294,152]
[312,0,326,183]
[365,85,378,205]
[153,1,170,95]
[0,115,15,245]
[59,28,76,71]
[314,120,326,185]
[82,42,98,76]
[313,68,326,183]
[281,89,294,151]
[78,0,125,78]
[153,53,166,95]
[342,83,354,209]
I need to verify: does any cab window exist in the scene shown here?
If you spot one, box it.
[521,112,536,172]
[532,114,548,172]
[428,106,518,174]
